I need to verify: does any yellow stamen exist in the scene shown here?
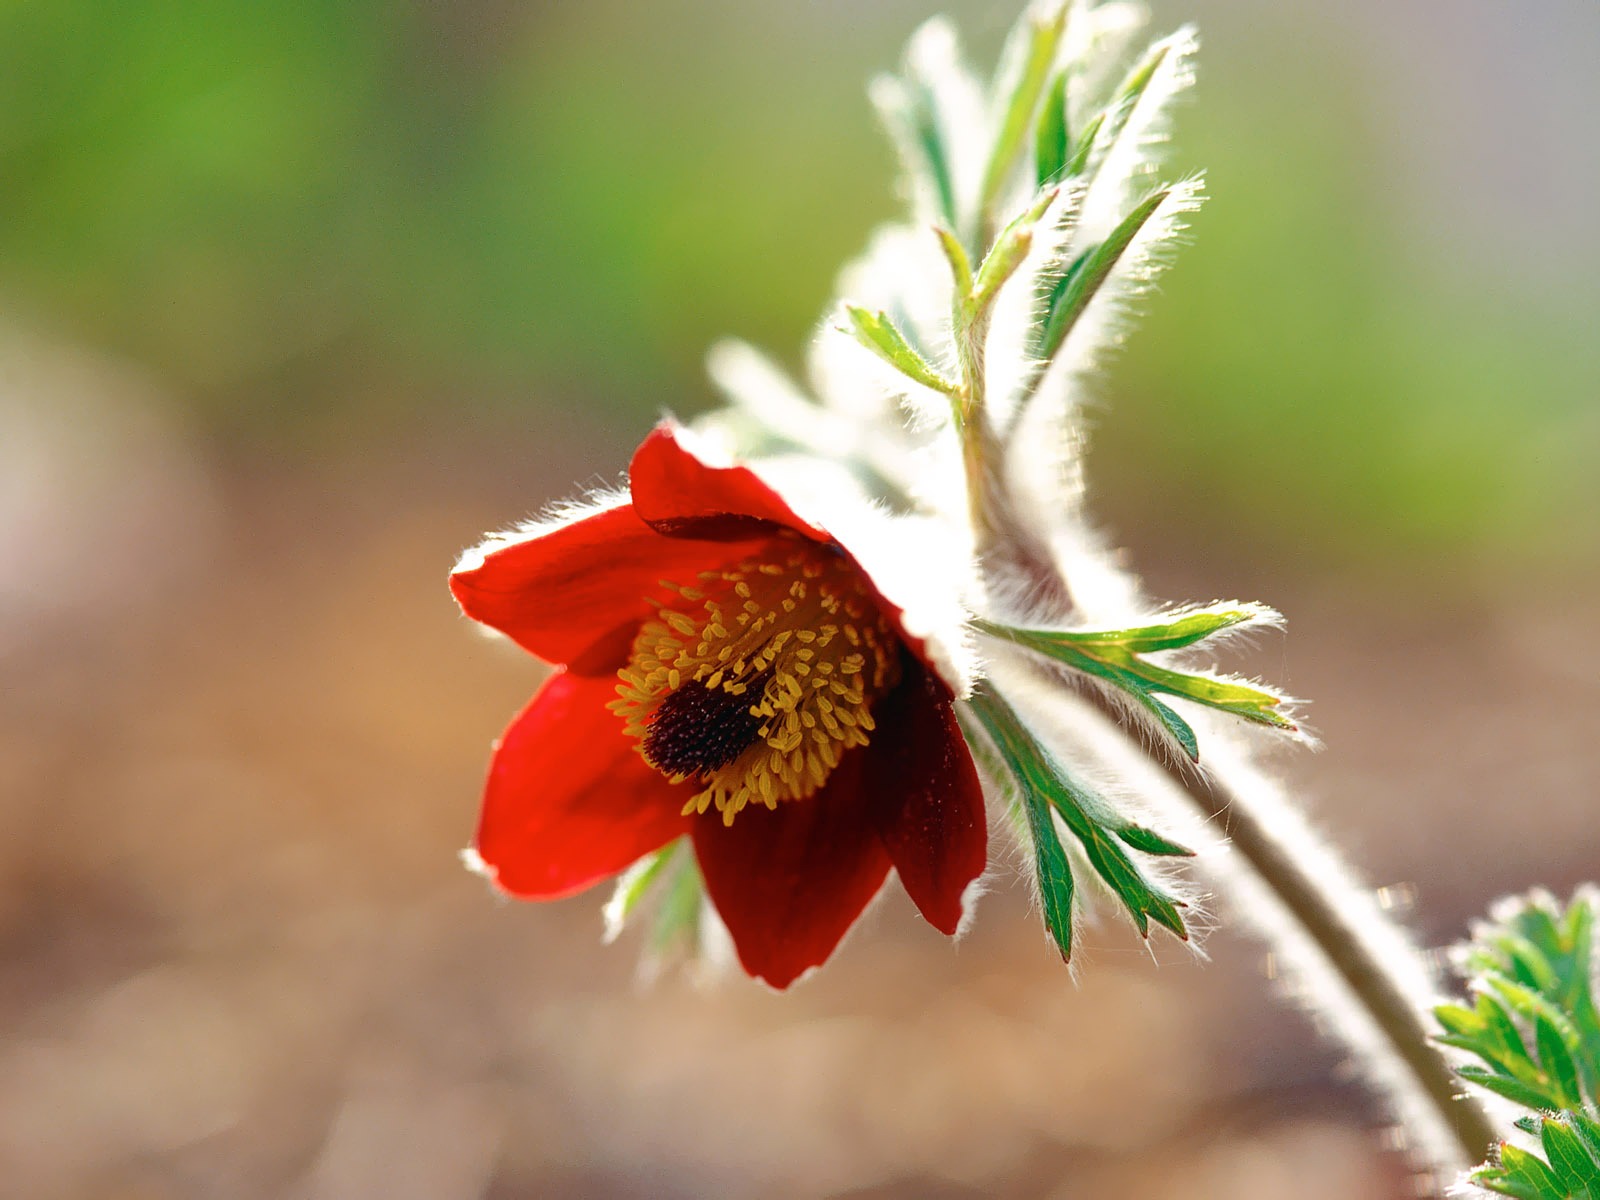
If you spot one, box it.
[610,535,900,825]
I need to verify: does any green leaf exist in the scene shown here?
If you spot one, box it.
[1124,658,1296,731]
[1021,769,1078,961]
[1084,34,1178,178]
[1481,1144,1570,1199]
[1062,110,1103,178]
[650,848,705,954]
[602,840,682,942]
[934,225,975,299]
[1113,38,1174,112]
[1519,905,1565,957]
[842,305,958,395]
[873,69,958,230]
[1574,1112,1600,1166]
[1034,69,1070,187]
[1058,606,1272,653]
[1064,653,1203,761]
[1542,1117,1600,1193]
[1034,186,1170,360]
[904,78,959,229]
[1478,992,1541,1081]
[1116,823,1195,858]
[970,187,1057,316]
[1457,1067,1559,1112]
[959,699,1075,959]
[980,3,1068,225]
[1505,934,1567,996]
[965,688,1190,947]
[1539,1015,1586,1109]
[1073,824,1157,936]
[1436,1002,1487,1039]
[1138,691,1201,761]
[1440,893,1600,1194]
[975,610,1296,761]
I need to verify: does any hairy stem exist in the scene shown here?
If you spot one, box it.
[952,314,999,549]
[1073,676,1500,1177]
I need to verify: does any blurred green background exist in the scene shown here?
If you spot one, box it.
[1,3,1596,1198]
[3,0,1594,566]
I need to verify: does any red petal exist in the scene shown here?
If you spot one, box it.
[866,661,988,934]
[628,425,957,688]
[692,755,892,989]
[629,424,829,542]
[450,502,767,671]
[475,671,690,899]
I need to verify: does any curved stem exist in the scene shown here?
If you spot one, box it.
[1073,678,1500,1174]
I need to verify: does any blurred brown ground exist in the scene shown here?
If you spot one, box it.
[2,344,1597,1200]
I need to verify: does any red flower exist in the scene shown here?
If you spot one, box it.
[451,423,988,988]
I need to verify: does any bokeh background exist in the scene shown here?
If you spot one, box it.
[2,1,1596,1197]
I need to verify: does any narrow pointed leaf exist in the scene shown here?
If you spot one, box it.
[934,225,975,298]
[976,615,1296,754]
[1506,936,1565,995]
[1536,1015,1584,1109]
[1058,606,1271,653]
[1491,975,1584,1053]
[1022,780,1078,960]
[905,79,958,228]
[1145,890,1189,940]
[872,64,960,231]
[1479,993,1539,1079]
[1115,39,1171,105]
[966,689,1188,947]
[1062,111,1103,178]
[843,306,958,395]
[1494,1143,1571,1198]
[1035,186,1170,359]
[1127,686,1201,761]
[1085,34,1181,179]
[1075,827,1156,936]
[965,691,1076,959]
[1116,823,1195,858]
[1520,905,1564,955]
[602,840,682,943]
[650,849,706,954]
[1035,69,1070,186]
[1457,1067,1559,1112]
[971,187,1057,313]
[1435,1003,1486,1039]
[980,4,1068,220]
[1124,658,1296,730]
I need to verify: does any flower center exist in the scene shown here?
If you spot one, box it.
[612,536,901,825]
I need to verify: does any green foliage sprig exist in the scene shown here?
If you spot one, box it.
[977,605,1296,762]
[964,687,1193,960]
[1438,890,1600,1198]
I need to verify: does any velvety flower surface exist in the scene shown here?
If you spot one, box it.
[451,424,987,988]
